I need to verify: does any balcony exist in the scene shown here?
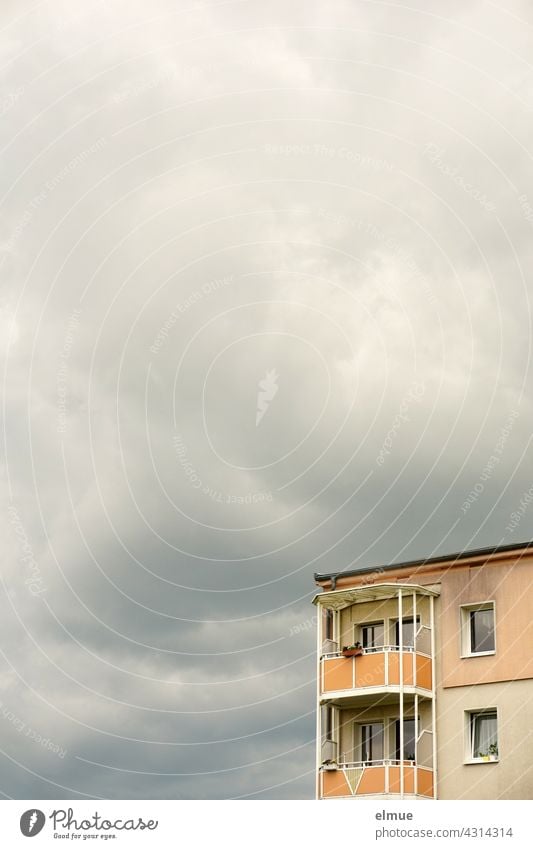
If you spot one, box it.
[320,760,434,799]
[315,582,438,799]
[320,645,433,701]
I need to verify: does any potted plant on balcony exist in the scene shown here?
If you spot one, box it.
[342,641,363,658]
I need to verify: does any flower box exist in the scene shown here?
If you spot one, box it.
[342,647,363,658]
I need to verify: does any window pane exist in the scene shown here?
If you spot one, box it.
[403,622,415,648]
[362,623,384,648]
[395,719,416,761]
[395,618,419,648]
[404,719,416,761]
[325,706,332,740]
[322,705,333,741]
[470,608,495,653]
[361,723,383,762]
[472,713,497,757]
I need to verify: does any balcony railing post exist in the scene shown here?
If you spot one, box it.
[316,609,322,799]
[398,588,404,800]
[413,589,418,796]
[430,594,437,799]
[414,692,418,796]
[413,590,417,688]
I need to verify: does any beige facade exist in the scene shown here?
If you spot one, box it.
[314,543,533,800]
[437,555,533,687]
[437,679,533,800]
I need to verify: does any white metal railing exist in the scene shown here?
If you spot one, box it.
[335,759,415,769]
[321,644,431,659]
[363,645,412,654]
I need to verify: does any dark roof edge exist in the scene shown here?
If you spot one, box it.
[314,540,533,584]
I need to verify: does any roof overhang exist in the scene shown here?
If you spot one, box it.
[314,540,533,585]
[312,582,440,610]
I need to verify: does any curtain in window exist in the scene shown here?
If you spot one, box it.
[473,713,497,756]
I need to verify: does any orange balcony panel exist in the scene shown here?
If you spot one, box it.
[356,766,386,795]
[417,767,434,798]
[323,657,353,691]
[388,652,414,686]
[388,766,415,795]
[321,765,433,799]
[322,769,351,797]
[416,654,432,690]
[322,651,432,694]
[354,653,386,688]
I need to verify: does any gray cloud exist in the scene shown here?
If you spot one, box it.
[1,0,533,798]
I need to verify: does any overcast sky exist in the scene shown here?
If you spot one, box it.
[1,0,533,799]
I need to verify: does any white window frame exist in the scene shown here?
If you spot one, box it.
[460,601,496,658]
[464,708,499,764]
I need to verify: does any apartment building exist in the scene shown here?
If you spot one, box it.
[313,541,533,800]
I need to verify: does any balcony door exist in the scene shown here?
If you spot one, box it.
[358,722,384,764]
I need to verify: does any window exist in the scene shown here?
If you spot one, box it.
[469,710,498,760]
[361,622,385,649]
[394,719,416,762]
[359,722,384,763]
[325,609,334,641]
[323,705,333,742]
[470,608,494,653]
[461,603,495,656]
[394,617,420,648]
[322,706,337,763]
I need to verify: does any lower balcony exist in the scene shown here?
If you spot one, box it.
[320,760,434,799]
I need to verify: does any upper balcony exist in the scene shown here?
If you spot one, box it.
[320,645,432,702]
[313,582,439,703]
